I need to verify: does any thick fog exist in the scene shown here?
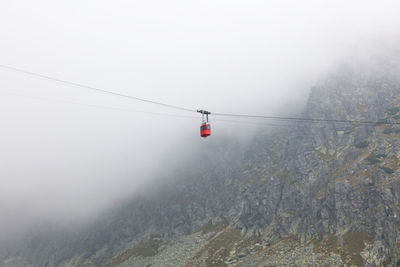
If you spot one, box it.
[0,0,400,241]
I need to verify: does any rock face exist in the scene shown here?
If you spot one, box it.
[3,54,400,267]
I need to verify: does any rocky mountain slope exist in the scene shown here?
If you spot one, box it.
[3,54,400,267]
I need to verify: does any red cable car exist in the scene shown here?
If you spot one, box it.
[197,110,211,138]
[200,122,211,137]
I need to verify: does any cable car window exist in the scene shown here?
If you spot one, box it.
[207,125,211,130]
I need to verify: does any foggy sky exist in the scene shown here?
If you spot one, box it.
[1,0,400,240]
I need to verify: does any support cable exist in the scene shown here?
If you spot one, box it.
[0,64,196,113]
[1,64,399,126]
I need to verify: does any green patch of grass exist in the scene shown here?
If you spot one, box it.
[380,166,395,174]
[198,219,228,235]
[236,235,263,255]
[354,141,369,148]
[193,228,242,267]
[313,232,371,267]
[342,232,371,266]
[386,107,400,116]
[365,156,381,165]
[383,128,400,134]
[105,235,164,267]
[205,229,242,267]
[383,257,393,266]
[313,235,339,255]
[376,153,387,158]
[376,118,389,126]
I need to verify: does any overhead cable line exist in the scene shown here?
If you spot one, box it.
[1,64,399,126]
[212,112,400,125]
[0,90,294,128]
[0,90,198,119]
[0,64,196,113]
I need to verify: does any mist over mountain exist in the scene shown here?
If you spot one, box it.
[2,46,400,266]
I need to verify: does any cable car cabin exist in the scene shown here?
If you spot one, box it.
[200,123,211,138]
